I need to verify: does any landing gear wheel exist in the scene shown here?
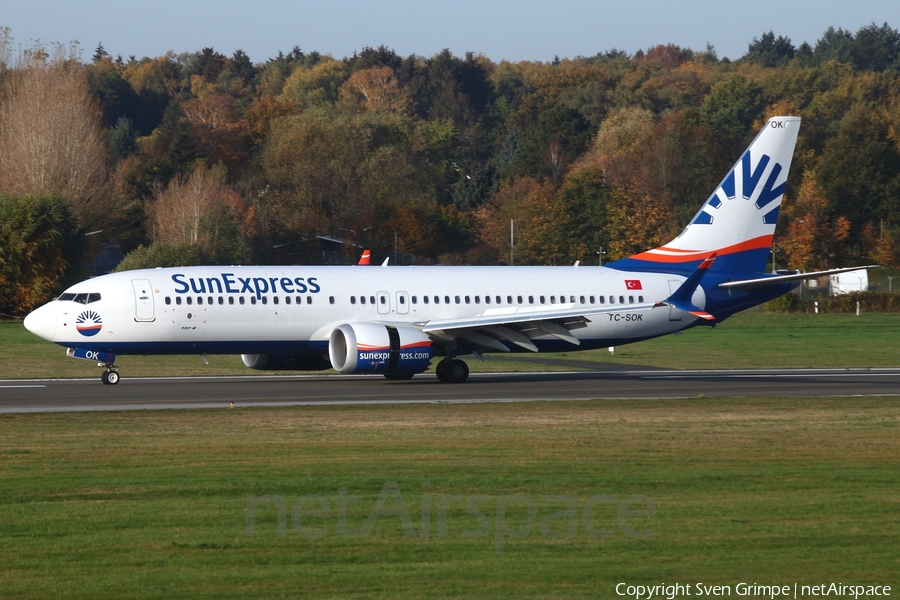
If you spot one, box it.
[447,359,469,383]
[101,370,119,385]
[435,359,450,382]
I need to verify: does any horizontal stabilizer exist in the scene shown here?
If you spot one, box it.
[719,265,879,291]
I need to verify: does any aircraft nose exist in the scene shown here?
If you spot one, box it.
[24,303,57,341]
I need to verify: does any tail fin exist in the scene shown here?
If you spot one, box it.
[609,116,801,275]
[357,249,371,265]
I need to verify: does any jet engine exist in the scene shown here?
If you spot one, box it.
[328,323,433,375]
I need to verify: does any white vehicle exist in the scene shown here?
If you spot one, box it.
[24,117,873,384]
[830,269,869,295]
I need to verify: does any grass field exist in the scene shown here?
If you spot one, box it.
[1,397,898,598]
[2,310,900,380]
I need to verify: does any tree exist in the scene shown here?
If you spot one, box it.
[779,171,850,271]
[817,105,900,245]
[0,48,108,229]
[699,73,766,156]
[151,164,249,264]
[338,66,410,114]
[0,193,83,314]
[745,32,795,67]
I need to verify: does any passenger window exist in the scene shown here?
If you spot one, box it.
[528,296,534,304]
[286,296,291,305]
[329,296,335,304]
[412,296,417,304]
[570,295,575,303]
[165,297,171,305]
[475,296,480,304]
[484,296,489,304]
[251,297,256,305]
[517,296,522,304]
[239,297,245,305]
[261,297,267,305]
[176,297,182,305]
[296,296,302,304]
[307,296,313,305]
[187,297,193,305]
[455,296,460,304]
[218,297,224,305]
[197,297,203,305]
[496,296,502,304]
[380,295,386,305]
[423,296,429,304]
[589,296,595,304]
[629,296,634,304]
[639,295,644,303]
[351,296,356,305]
[370,296,375,304]
[445,296,450,304]
[273,296,279,305]
[580,296,585,304]
[208,296,213,305]
[540,296,545,304]
[229,297,234,305]
[551,296,556,304]
[598,296,604,304]
[399,296,406,304]
[609,296,615,304]
[619,296,624,304]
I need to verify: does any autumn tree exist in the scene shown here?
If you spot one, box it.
[779,171,850,271]
[150,164,249,264]
[0,45,108,228]
[338,66,410,114]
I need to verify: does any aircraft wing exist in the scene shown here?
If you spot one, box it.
[420,302,657,352]
[719,265,879,291]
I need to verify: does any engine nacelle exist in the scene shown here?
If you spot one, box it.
[329,323,433,375]
[241,353,331,371]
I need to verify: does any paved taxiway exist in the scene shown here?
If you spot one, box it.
[2,368,899,412]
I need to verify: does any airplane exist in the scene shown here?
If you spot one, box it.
[24,116,874,385]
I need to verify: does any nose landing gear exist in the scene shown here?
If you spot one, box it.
[99,362,120,385]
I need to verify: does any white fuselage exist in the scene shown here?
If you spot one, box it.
[25,265,700,355]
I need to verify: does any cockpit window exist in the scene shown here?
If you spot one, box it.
[57,292,101,304]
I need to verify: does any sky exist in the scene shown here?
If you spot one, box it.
[4,0,900,64]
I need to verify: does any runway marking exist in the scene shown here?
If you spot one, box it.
[0,385,46,388]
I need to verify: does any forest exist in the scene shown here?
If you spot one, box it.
[1,23,900,314]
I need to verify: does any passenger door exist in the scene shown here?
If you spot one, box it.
[132,279,155,322]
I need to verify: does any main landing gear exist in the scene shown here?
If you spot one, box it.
[435,358,469,383]
[100,362,120,385]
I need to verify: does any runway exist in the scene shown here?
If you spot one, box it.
[2,367,899,412]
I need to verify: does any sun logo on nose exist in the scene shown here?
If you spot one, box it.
[75,310,102,337]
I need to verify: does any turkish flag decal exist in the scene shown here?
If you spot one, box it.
[625,280,643,290]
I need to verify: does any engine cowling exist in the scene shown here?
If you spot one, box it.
[329,323,433,375]
[241,353,331,371]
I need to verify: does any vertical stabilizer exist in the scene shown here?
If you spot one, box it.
[610,116,801,274]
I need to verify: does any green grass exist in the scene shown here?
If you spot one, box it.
[1,398,898,598]
[3,310,900,380]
